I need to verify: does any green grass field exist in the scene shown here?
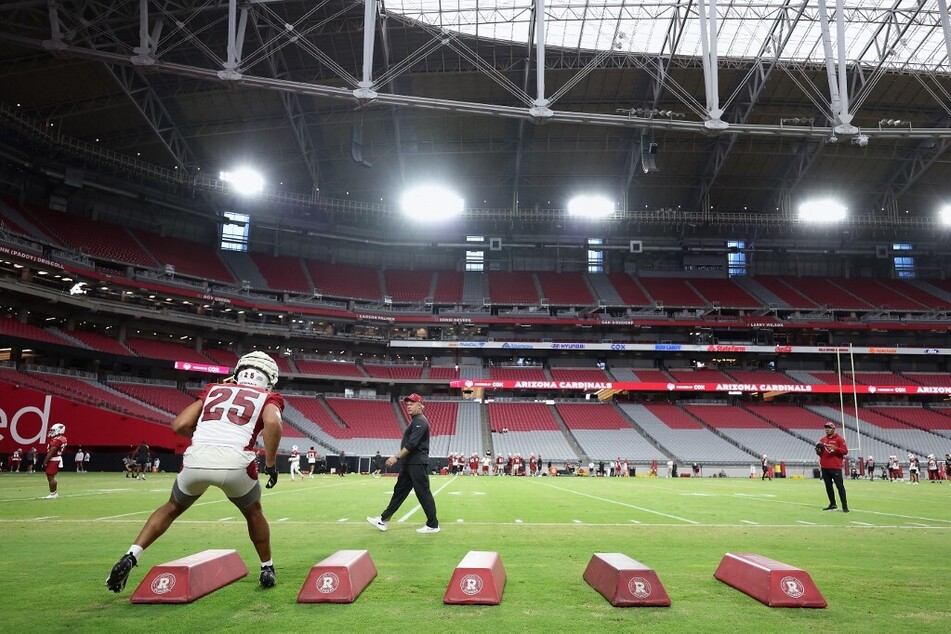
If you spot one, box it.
[2,472,949,632]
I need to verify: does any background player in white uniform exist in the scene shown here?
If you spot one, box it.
[289,445,302,481]
[106,351,284,592]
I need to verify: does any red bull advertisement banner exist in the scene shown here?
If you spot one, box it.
[0,382,185,452]
[447,379,950,394]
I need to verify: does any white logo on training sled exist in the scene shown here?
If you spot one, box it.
[151,573,177,594]
[316,572,340,593]
[628,577,652,598]
[460,574,483,595]
[780,576,805,598]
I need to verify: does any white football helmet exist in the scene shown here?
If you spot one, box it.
[292,445,299,452]
[233,351,279,390]
[49,423,66,437]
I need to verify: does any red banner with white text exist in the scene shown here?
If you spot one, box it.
[448,379,950,395]
[0,382,186,453]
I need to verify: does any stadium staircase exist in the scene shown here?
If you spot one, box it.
[319,398,350,432]
[732,276,789,308]
[585,273,623,306]
[281,402,340,454]
[742,405,818,447]
[673,404,761,460]
[612,402,678,462]
[806,405,910,455]
[479,403,493,453]
[911,280,951,303]
[391,400,408,431]
[548,404,588,463]
[0,199,55,242]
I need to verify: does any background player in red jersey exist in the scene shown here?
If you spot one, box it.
[42,423,68,498]
[106,351,284,592]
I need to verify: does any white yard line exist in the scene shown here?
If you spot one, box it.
[796,520,817,525]
[849,521,873,526]
[337,518,349,522]
[740,520,758,525]
[396,475,456,523]
[536,481,699,524]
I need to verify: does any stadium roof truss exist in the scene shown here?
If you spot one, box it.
[1,0,950,223]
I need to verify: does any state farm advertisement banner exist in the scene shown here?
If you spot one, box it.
[0,383,185,452]
[448,379,951,395]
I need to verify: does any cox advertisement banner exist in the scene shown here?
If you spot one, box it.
[447,379,951,394]
[0,382,185,453]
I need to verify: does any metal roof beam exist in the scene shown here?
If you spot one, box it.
[249,7,324,192]
[698,0,806,205]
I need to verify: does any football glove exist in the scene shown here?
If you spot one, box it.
[815,442,825,456]
[264,464,279,489]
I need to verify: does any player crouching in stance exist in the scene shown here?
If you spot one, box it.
[106,351,284,592]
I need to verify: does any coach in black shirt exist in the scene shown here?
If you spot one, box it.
[366,393,440,534]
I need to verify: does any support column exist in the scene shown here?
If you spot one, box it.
[218,0,242,79]
[530,0,552,118]
[697,0,726,131]
[354,0,379,100]
[938,0,951,67]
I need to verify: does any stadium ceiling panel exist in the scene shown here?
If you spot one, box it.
[0,0,949,223]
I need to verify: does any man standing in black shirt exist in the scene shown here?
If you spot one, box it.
[367,393,440,534]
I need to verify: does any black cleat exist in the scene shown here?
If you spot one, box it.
[106,553,137,593]
[842,507,850,513]
[259,564,276,588]
[822,505,838,511]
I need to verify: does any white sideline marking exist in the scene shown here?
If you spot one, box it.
[277,518,289,522]
[337,518,349,522]
[515,519,523,523]
[629,519,641,524]
[396,476,455,523]
[218,516,234,522]
[850,521,873,526]
[906,522,930,527]
[457,519,464,523]
[797,520,816,525]
[33,516,55,520]
[573,519,583,524]
[536,481,699,524]
[740,520,758,525]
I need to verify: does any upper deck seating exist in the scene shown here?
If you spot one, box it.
[26,206,155,266]
[750,277,816,309]
[308,261,382,301]
[775,276,870,309]
[606,273,652,306]
[384,269,433,303]
[487,271,539,305]
[638,277,707,307]
[536,272,593,305]
[250,253,312,293]
[433,271,464,304]
[689,278,763,308]
[133,230,235,283]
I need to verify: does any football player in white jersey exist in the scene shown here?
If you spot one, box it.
[106,351,284,592]
[289,445,302,481]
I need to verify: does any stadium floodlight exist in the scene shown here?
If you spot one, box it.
[400,185,464,221]
[940,205,951,226]
[798,199,847,223]
[567,195,615,219]
[219,168,264,196]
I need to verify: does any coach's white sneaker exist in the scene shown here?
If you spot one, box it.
[366,516,388,532]
[416,525,441,534]
[43,492,59,499]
